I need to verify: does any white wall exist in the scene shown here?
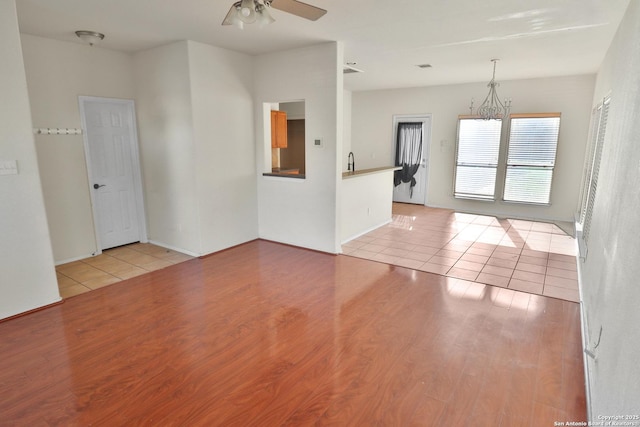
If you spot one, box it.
[351,75,595,222]
[343,90,352,171]
[254,42,344,253]
[21,34,136,263]
[341,171,394,242]
[134,41,258,256]
[0,0,60,319]
[579,0,640,417]
[133,41,201,254]
[187,41,258,254]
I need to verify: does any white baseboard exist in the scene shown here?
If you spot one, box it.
[579,300,594,422]
[55,252,100,266]
[341,219,392,247]
[147,240,200,258]
[55,240,199,265]
[575,244,593,422]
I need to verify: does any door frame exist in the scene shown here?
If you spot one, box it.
[79,96,148,254]
[391,114,432,205]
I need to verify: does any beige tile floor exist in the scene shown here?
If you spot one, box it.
[56,243,194,298]
[342,203,580,302]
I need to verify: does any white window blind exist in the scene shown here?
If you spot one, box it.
[582,97,610,243]
[454,118,502,200]
[503,114,561,204]
[579,106,602,223]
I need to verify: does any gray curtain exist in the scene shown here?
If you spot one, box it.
[393,122,423,197]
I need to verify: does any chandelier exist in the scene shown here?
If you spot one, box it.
[469,59,512,120]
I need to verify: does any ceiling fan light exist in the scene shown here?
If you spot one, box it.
[233,17,245,29]
[228,5,245,29]
[238,0,256,23]
[223,0,327,28]
[256,4,275,27]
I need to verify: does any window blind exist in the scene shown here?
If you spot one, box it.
[503,114,561,204]
[583,97,610,243]
[579,106,602,223]
[454,118,502,200]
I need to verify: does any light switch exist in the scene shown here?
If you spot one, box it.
[0,160,18,175]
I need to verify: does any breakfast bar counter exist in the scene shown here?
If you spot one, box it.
[341,166,400,245]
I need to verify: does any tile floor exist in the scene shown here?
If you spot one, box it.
[342,203,580,302]
[56,243,194,299]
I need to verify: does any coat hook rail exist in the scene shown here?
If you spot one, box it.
[33,128,83,135]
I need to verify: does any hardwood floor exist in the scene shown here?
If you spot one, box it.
[0,240,586,425]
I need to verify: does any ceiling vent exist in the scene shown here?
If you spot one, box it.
[343,64,364,74]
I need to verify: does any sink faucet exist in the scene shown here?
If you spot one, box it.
[348,152,355,172]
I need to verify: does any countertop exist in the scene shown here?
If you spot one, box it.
[342,166,401,179]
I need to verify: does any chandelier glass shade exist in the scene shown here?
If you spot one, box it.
[469,59,512,120]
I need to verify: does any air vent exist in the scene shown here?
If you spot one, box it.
[343,64,364,74]
[417,64,433,69]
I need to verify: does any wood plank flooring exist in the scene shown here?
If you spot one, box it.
[0,240,586,426]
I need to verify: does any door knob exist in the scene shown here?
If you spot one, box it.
[93,183,105,189]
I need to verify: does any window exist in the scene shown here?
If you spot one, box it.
[503,114,561,204]
[454,117,502,200]
[581,97,610,243]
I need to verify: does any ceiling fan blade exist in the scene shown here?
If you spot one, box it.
[269,0,327,21]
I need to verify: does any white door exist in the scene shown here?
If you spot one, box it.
[392,115,431,205]
[80,97,146,250]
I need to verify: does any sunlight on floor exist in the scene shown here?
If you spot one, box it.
[342,204,579,302]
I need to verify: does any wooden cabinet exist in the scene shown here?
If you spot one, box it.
[271,110,288,148]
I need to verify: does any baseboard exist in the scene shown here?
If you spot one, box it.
[576,247,593,421]
[55,252,100,266]
[198,239,261,258]
[341,219,392,246]
[579,300,594,422]
[0,299,64,324]
[56,241,201,265]
[257,238,339,256]
[147,240,200,258]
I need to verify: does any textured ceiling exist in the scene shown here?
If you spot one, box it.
[15,0,630,91]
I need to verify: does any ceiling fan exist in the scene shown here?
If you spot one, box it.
[222,0,327,28]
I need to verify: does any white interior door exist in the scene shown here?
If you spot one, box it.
[80,97,146,251]
[392,115,431,205]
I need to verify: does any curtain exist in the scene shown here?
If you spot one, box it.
[393,122,423,197]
